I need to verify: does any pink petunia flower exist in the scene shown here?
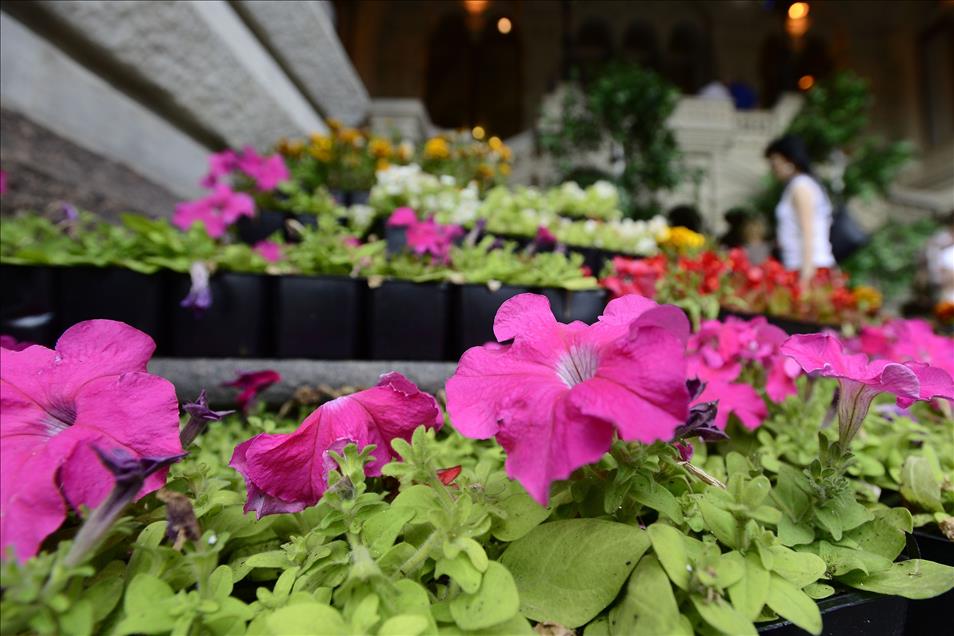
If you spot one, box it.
[223,369,282,413]
[0,320,183,561]
[200,150,239,188]
[405,217,464,264]
[535,226,558,248]
[387,207,419,227]
[235,146,290,191]
[694,379,768,431]
[253,240,283,263]
[445,293,691,505]
[172,185,256,238]
[230,372,441,517]
[781,333,954,446]
[0,335,32,352]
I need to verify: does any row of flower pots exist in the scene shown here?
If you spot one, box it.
[1,265,608,360]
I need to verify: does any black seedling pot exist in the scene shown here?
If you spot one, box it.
[369,280,449,361]
[169,272,269,357]
[274,275,362,359]
[55,266,163,344]
[718,308,829,335]
[0,264,56,346]
[757,590,907,636]
[453,284,562,357]
[905,529,953,634]
[563,288,609,323]
[235,210,287,245]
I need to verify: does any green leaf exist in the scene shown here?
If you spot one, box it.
[449,562,520,630]
[767,546,826,587]
[379,615,429,636]
[207,565,233,600]
[491,480,551,542]
[115,574,177,635]
[435,554,483,594]
[60,599,93,636]
[631,474,684,524]
[699,498,740,549]
[83,561,125,622]
[647,523,690,590]
[264,603,347,635]
[362,506,415,557]
[777,515,815,546]
[500,519,650,628]
[765,575,822,635]
[729,552,770,620]
[609,555,689,636]
[691,596,756,636]
[840,560,954,599]
[900,456,944,513]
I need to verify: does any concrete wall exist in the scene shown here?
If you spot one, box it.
[0,1,368,217]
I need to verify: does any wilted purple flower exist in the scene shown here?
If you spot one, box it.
[61,202,79,222]
[180,261,212,312]
[674,380,727,442]
[180,389,234,447]
[64,447,185,566]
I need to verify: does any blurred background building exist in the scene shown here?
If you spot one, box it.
[1,0,951,226]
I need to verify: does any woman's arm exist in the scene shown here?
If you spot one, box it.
[791,181,817,286]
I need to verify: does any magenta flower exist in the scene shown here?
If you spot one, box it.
[0,335,32,352]
[223,369,281,413]
[695,380,768,431]
[0,169,7,195]
[253,240,283,263]
[781,333,954,446]
[343,235,362,248]
[200,150,238,188]
[172,185,255,238]
[0,320,182,561]
[535,226,558,248]
[387,207,418,227]
[235,146,290,191]
[406,217,464,264]
[446,293,691,505]
[230,372,441,517]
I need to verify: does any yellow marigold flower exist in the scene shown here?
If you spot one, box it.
[309,146,332,162]
[309,132,330,146]
[376,158,390,172]
[326,118,342,131]
[369,138,392,158]
[338,128,363,146]
[499,145,513,162]
[488,136,503,151]
[499,163,511,176]
[396,141,414,162]
[476,163,494,179]
[424,137,450,159]
[276,138,304,157]
[853,285,882,310]
[664,226,706,251]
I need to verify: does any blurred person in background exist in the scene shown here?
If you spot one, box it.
[721,207,771,264]
[764,135,835,290]
[667,204,704,233]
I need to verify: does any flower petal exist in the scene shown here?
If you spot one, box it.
[53,373,182,511]
[496,391,613,505]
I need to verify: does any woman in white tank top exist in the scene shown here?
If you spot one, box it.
[764,136,836,286]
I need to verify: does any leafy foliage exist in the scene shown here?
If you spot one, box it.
[539,64,685,218]
[2,377,953,635]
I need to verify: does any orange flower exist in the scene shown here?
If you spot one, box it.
[936,300,954,324]
[376,158,390,172]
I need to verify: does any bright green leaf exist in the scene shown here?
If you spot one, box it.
[765,575,822,635]
[449,562,520,630]
[840,560,954,599]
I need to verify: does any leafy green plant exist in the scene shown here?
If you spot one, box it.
[539,64,684,218]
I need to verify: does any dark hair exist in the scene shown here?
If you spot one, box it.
[764,134,813,175]
[667,205,703,232]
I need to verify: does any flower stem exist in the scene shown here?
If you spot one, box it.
[394,530,440,580]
